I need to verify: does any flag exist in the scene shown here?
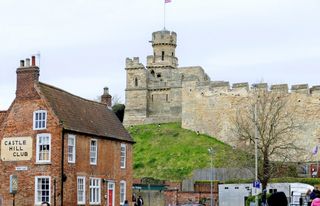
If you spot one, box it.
[165,0,171,3]
[312,145,318,155]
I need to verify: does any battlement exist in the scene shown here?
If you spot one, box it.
[252,83,268,90]
[270,84,289,93]
[193,80,320,96]
[151,30,177,46]
[125,57,145,69]
[232,82,249,89]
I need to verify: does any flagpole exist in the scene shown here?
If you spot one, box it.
[164,1,166,30]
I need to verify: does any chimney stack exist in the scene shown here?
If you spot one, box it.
[101,87,112,107]
[31,56,36,66]
[16,56,40,99]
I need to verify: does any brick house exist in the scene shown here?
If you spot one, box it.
[0,56,134,206]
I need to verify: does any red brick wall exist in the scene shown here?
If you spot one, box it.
[0,95,63,206]
[164,190,218,206]
[164,182,219,206]
[62,133,133,206]
[0,82,133,205]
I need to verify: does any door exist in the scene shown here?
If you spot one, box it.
[108,182,115,206]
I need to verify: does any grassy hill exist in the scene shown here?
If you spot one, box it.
[128,122,251,181]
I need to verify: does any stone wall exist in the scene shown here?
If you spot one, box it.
[182,81,320,160]
[124,29,320,160]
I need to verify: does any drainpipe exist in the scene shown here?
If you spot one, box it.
[61,128,65,206]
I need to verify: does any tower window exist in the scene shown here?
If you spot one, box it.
[166,94,169,102]
[157,73,161,78]
[151,70,155,77]
[161,51,165,61]
[134,78,138,87]
[172,52,174,56]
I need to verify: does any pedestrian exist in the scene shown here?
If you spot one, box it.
[310,189,320,201]
[137,195,144,206]
[312,198,320,206]
[306,189,312,206]
[124,200,129,206]
[132,193,137,206]
[41,202,50,206]
[267,191,288,206]
[311,190,320,206]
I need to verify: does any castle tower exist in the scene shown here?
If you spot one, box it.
[123,57,148,125]
[146,30,179,82]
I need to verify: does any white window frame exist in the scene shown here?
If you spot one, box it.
[89,178,101,205]
[36,133,51,163]
[120,180,126,205]
[120,144,127,169]
[33,110,47,130]
[77,176,86,205]
[35,176,51,205]
[90,139,98,165]
[68,134,76,163]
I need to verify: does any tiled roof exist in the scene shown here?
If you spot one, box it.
[39,82,133,143]
[0,111,6,126]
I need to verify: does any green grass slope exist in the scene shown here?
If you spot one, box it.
[128,122,250,181]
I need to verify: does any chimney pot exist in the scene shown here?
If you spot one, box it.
[103,87,109,95]
[26,58,30,67]
[20,60,25,67]
[31,56,36,66]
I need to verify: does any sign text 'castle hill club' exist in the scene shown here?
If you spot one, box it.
[1,137,33,161]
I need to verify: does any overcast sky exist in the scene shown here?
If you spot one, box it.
[0,0,320,110]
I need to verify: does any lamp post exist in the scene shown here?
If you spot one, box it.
[208,147,214,206]
[254,103,259,206]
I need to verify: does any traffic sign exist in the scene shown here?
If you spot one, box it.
[253,180,260,188]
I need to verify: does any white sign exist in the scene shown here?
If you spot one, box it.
[15,166,28,171]
[1,137,33,161]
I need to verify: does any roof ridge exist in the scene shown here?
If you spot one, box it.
[39,82,107,107]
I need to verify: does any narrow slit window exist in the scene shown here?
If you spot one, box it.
[161,51,165,61]
[134,78,138,87]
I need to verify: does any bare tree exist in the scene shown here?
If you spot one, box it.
[233,89,303,189]
[94,94,123,106]
[111,94,122,106]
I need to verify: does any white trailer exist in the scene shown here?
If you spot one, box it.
[218,183,314,206]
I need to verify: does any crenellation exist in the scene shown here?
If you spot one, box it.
[232,82,249,89]
[270,84,289,93]
[310,86,320,95]
[291,84,309,94]
[125,57,145,69]
[151,30,177,46]
[252,83,268,90]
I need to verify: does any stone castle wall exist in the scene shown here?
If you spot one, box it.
[123,30,320,159]
[181,81,320,159]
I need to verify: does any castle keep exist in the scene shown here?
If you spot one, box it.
[124,30,210,125]
[124,30,320,157]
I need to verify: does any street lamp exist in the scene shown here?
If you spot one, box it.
[254,103,259,206]
[208,147,214,206]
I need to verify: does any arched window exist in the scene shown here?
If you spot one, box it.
[134,78,138,87]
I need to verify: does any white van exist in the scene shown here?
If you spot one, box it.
[218,182,314,206]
